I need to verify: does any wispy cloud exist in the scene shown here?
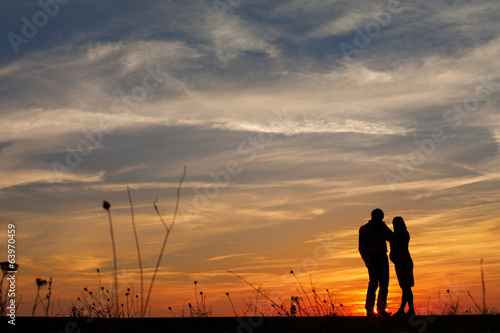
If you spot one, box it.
[206,253,253,261]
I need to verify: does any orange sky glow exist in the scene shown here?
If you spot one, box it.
[8,182,500,317]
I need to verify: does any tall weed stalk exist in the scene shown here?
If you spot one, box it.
[142,166,186,317]
[103,201,119,316]
[127,186,144,315]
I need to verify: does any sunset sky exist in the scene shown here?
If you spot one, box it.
[1,0,499,317]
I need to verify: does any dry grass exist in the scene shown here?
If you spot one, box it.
[228,270,348,317]
[70,166,186,318]
[32,277,52,316]
[70,282,141,318]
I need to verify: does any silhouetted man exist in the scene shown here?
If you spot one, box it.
[359,208,393,316]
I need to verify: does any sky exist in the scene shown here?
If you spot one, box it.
[1,0,499,318]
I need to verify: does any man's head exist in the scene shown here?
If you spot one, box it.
[371,208,384,221]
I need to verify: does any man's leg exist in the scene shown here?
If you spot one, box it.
[366,262,378,315]
[376,254,390,313]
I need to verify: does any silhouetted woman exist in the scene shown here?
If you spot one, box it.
[390,216,415,316]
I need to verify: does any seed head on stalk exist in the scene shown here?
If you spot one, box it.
[103,200,119,317]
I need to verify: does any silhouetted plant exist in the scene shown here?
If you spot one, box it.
[127,185,144,315]
[0,262,19,316]
[228,270,289,316]
[229,270,349,317]
[464,258,498,315]
[93,166,186,318]
[0,262,11,276]
[168,306,176,317]
[142,166,186,317]
[467,290,483,314]
[427,258,498,316]
[103,200,119,316]
[226,292,238,316]
[97,268,101,305]
[290,271,317,316]
[287,272,344,316]
[45,277,53,316]
[481,257,487,314]
[32,277,52,316]
[71,280,141,318]
[182,281,213,317]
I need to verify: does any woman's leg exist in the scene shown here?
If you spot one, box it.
[394,290,405,315]
[401,288,408,310]
[395,266,406,313]
[407,287,414,313]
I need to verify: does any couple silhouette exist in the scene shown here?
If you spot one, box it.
[358,208,414,317]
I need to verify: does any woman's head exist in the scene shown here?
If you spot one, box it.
[392,216,407,232]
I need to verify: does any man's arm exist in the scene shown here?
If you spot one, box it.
[358,226,370,267]
[385,224,394,243]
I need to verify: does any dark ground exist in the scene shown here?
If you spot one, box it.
[1,315,500,333]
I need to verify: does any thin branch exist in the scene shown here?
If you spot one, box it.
[45,277,53,317]
[292,271,316,316]
[32,287,40,317]
[481,258,486,314]
[103,201,120,315]
[127,186,144,316]
[153,199,168,230]
[226,293,238,317]
[228,270,289,316]
[143,166,186,317]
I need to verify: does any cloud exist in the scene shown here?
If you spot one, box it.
[306,3,388,38]
[208,15,280,61]
[206,253,253,261]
